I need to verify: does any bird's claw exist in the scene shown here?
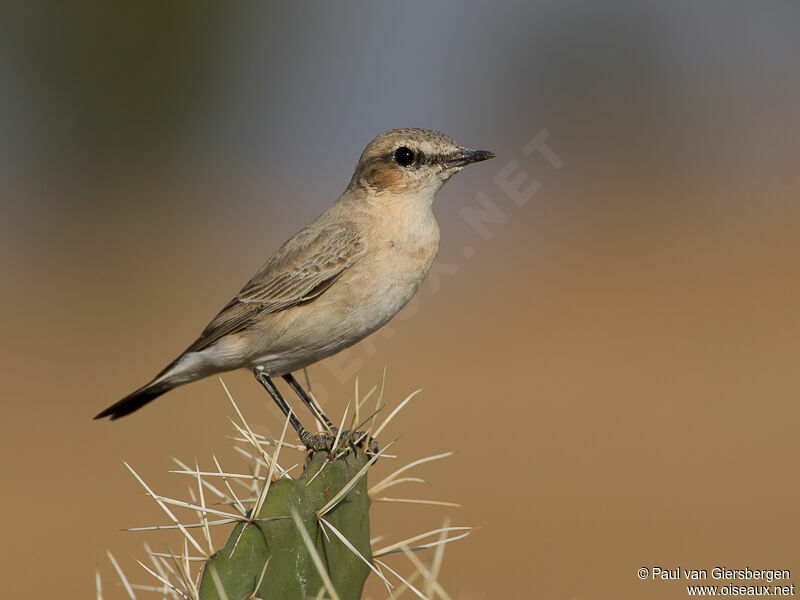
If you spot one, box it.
[300,430,378,457]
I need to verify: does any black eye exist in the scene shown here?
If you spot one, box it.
[394,146,416,167]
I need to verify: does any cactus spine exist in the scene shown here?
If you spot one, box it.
[98,381,468,600]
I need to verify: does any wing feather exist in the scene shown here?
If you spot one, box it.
[184,224,363,353]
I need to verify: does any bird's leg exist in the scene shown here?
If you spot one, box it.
[282,373,336,434]
[254,368,378,456]
[253,368,333,452]
[283,373,378,456]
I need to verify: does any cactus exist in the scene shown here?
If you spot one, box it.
[98,377,470,600]
[200,449,374,600]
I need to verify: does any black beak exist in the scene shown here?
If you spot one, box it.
[442,148,496,169]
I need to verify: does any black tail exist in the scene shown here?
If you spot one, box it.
[94,381,171,420]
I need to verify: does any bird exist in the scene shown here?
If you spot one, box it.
[95,128,494,449]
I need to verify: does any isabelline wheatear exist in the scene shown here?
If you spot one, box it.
[95,128,494,449]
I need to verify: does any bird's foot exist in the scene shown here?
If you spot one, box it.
[340,430,379,457]
[299,429,379,456]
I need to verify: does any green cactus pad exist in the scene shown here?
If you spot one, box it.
[198,449,372,600]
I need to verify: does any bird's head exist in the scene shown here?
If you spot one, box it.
[349,128,494,201]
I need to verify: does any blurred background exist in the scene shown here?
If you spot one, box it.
[2,2,799,598]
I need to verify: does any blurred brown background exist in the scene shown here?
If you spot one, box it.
[2,2,799,598]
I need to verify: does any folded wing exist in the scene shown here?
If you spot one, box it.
[185,224,364,353]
